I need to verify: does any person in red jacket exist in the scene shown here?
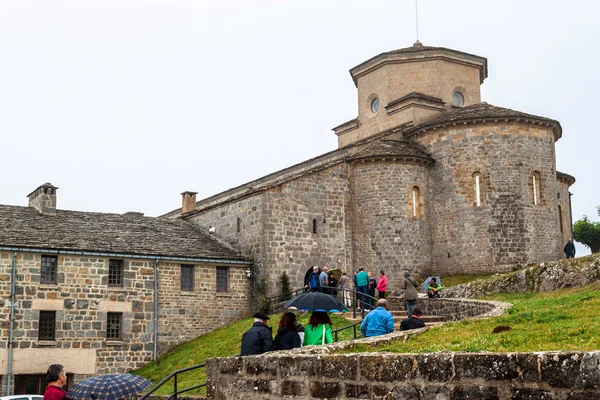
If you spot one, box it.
[377,270,388,299]
[43,364,67,400]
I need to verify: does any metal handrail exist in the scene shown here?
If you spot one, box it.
[138,356,229,400]
[141,286,377,400]
[332,320,363,342]
[269,286,379,320]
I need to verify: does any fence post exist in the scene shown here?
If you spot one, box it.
[173,374,178,400]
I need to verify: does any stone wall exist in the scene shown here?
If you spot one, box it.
[206,351,600,399]
[157,261,250,353]
[445,254,600,298]
[412,121,563,275]
[0,250,250,384]
[349,160,432,292]
[188,164,352,292]
[386,297,509,321]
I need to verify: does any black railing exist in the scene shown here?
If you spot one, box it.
[141,287,377,400]
[268,286,379,321]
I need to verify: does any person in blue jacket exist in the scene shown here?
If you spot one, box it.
[306,266,320,292]
[360,299,394,337]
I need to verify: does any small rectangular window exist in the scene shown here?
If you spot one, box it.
[38,311,56,340]
[108,259,124,287]
[41,255,57,284]
[107,312,122,340]
[181,264,194,291]
[216,267,228,292]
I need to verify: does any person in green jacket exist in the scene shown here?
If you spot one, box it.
[427,277,443,298]
[303,311,334,346]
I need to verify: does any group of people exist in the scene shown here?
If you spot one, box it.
[240,311,334,356]
[306,266,388,311]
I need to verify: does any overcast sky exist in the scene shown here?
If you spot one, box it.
[1,0,598,255]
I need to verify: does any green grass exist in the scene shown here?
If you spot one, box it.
[132,312,353,395]
[337,282,600,354]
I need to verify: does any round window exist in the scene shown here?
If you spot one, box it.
[371,97,380,113]
[453,91,465,107]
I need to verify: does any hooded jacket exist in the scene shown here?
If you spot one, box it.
[274,326,301,350]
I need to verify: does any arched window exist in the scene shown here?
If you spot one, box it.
[532,171,542,205]
[473,172,482,207]
[558,205,564,233]
[312,219,317,234]
[412,186,420,218]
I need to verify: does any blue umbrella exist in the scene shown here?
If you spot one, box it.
[421,276,442,293]
[285,292,349,312]
[66,373,152,400]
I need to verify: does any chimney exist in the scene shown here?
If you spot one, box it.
[181,191,198,214]
[27,183,59,214]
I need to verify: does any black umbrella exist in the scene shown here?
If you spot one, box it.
[285,292,349,312]
[66,373,152,400]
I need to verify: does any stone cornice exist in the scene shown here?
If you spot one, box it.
[556,171,576,186]
[332,118,359,136]
[350,45,488,87]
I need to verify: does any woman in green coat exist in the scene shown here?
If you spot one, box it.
[303,311,334,345]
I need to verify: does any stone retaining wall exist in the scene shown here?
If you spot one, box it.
[206,351,600,399]
[386,297,509,321]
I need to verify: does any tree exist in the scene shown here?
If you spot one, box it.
[573,206,600,254]
[279,271,292,302]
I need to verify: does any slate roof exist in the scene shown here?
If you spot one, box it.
[0,205,249,262]
[349,139,434,164]
[404,102,562,139]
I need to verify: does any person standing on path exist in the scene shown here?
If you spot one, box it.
[368,271,377,309]
[564,239,576,259]
[338,271,351,307]
[403,271,419,316]
[355,268,369,310]
[319,267,329,294]
[307,266,320,292]
[377,270,387,299]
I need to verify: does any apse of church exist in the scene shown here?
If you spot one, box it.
[166,42,575,293]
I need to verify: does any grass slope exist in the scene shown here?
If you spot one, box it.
[338,282,600,354]
[133,312,353,395]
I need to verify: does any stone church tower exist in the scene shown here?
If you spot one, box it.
[163,42,575,293]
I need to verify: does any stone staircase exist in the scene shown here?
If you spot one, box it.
[338,309,445,332]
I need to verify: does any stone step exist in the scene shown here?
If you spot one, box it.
[338,312,444,323]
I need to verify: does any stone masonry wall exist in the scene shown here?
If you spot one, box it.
[556,178,574,246]
[349,160,432,292]
[188,164,352,293]
[0,251,251,386]
[412,121,563,275]
[0,251,154,377]
[187,194,265,262]
[206,351,600,400]
[157,261,250,353]
[260,164,351,291]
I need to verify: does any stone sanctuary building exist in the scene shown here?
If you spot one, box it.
[0,183,252,394]
[163,41,576,293]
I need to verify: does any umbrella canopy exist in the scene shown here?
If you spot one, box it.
[421,276,442,293]
[67,373,152,400]
[285,291,349,312]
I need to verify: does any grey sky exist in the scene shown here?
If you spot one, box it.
[1,0,598,255]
